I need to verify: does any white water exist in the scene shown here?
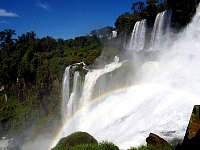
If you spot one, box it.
[0,139,9,150]
[55,5,200,150]
[61,62,88,123]
[66,71,80,120]
[61,56,124,123]
[129,20,146,51]
[60,84,199,149]
[150,10,171,50]
[61,66,71,123]
[112,31,117,38]
[79,56,123,106]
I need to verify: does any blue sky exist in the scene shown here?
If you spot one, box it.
[0,0,135,39]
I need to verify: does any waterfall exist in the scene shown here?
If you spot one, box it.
[61,66,71,123]
[61,62,88,123]
[60,56,124,122]
[79,56,123,106]
[66,71,81,120]
[150,9,172,50]
[128,10,171,51]
[129,19,146,51]
[112,31,117,38]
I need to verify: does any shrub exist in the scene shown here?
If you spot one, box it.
[52,132,98,150]
[52,141,119,150]
[129,145,175,150]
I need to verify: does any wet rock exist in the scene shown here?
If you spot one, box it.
[146,133,170,148]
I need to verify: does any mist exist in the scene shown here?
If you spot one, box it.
[21,133,54,150]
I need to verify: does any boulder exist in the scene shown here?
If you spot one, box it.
[52,131,98,149]
[146,133,170,148]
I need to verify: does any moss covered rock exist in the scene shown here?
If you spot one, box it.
[52,132,98,150]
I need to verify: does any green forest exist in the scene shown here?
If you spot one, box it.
[0,0,199,143]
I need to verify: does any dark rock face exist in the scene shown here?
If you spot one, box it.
[177,129,200,150]
[176,105,200,150]
[146,133,170,148]
[52,131,98,149]
[184,105,200,140]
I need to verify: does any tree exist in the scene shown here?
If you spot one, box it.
[146,0,159,6]
[0,29,15,45]
[131,2,139,13]
[17,31,36,45]
[138,1,145,13]
[166,0,200,29]
[131,1,145,13]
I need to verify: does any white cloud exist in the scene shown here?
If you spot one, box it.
[0,9,18,17]
[36,1,50,11]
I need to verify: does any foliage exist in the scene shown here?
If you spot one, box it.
[0,96,34,136]
[166,0,200,29]
[129,145,175,150]
[0,29,15,47]
[52,132,98,150]
[52,141,119,150]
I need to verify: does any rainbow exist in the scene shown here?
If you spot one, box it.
[48,83,199,149]
[49,84,135,149]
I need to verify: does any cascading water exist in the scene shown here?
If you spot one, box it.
[112,31,117,38]
[60,56,125,123]
[129,20,147,51]
[61,62,88,123]
[52,4,200,150]
[66,71,81,120]
[79,56,123,106]
[150,9,172,50]
[61,66,71,123]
